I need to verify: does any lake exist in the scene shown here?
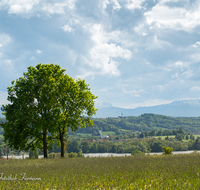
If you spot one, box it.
[2,150,200,159]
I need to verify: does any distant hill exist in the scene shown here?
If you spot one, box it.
[1,99,200,119]
[94,99,200,118]
[0,105,3,118]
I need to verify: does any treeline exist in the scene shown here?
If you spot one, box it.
[49,137,200,154]
[75,113,200,134]
[139,127,192,137]
[2,113,200,136]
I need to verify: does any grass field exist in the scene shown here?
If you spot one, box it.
[102,131,115,136]
[193,135,200,139]
[1,153,200,189]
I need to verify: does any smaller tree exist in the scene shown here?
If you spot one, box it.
[175,133,183,141]
[162,146,173,155]
[77,151,84,157]
[190,134,195,140]
[111,145,117,153]
[29,148,39,159]
[81,141,89,153]
[131,150,145,156]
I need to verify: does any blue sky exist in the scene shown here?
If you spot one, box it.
[0,0,200,109]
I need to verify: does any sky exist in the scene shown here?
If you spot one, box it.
[0,0,200,109]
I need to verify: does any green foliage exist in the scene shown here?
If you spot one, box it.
[131,150,145,156]
[73,114,200,138]
[175,133,184,141]
[29,148,39,159]
[151,141,163,152]
[67,140,80,153]
[190,134,195,140]
[81,141,89,153]
[193,138,200,150]
[48,152,61,158]
[68,152,77,158]
[162,146,173,155]
[77,151,84,157]
[1,63,97,158]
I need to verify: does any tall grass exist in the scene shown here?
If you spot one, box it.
[1,154,200,189]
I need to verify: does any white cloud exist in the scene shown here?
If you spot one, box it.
[30,56,36,61]
[0,90,9,105]
[191,41,200,48]
[112,0,121,10]
[97,87,113,92]
[0,33,11,46]
[0,0,76,17]
[62,25,73,32]
[181,69,193,78]
[126,0,146,11]
[62,18,80,33]
[175,61,183,67]
[166,61,190,69]
[122,88,147,97]
[42,2,68,15]
[41,0,76,15]
[0,59,14,70]
[102,0,121,10]
[190,86,200,92]
[81,24,132,77]
[190,53,200,63]
[144,2,200,31]
[172,72,179,79]
[122,99,173,109]
[145,35,170,50]
[0,0,40,14]
[36,49,42,54]
[163,67,171,72]
[171,69,193,80]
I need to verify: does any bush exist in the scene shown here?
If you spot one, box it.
[131,150,145,156]
[162,146,173,155]
[68,152,77,158]
[77,151,84,158]
[29,148,39,159]
[48,153,71,158]
[48,153,62,158]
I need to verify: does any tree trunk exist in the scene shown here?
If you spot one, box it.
[60,132,65,158]
[43,130,48,158]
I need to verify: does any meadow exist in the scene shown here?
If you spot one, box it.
[1,153,200,189]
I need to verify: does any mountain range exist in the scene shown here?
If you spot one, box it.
[94,99,200,118]
[1,99,200,118]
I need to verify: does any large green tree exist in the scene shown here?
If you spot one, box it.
[1,63,97,158]
[53,76,97,157]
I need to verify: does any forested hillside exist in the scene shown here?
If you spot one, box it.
[1,113,200,136]
[76,113,200,134]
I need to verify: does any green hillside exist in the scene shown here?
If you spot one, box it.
[1,113,200,136]
[75,113,200,135]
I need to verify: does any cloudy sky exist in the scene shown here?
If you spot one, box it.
[0,0,200,109]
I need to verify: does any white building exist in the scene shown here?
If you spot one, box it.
[99,130,109,139]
